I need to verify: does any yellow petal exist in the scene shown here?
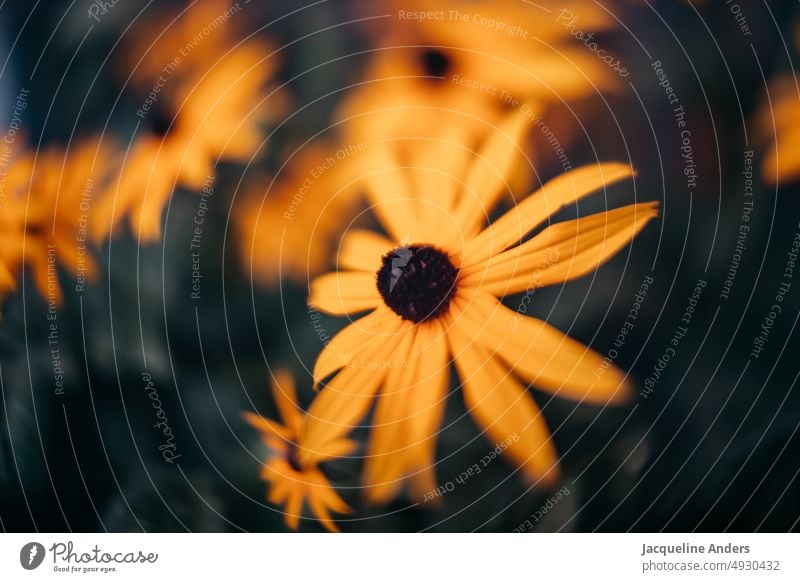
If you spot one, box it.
[308,495,339,532]
[303,469,350,532]
[308,469,351,514]
[461,163,636,267]
[364,328,419,502]
[304,436,357,464]
[763,126,800,185]
[243,412,292,442]
[300,326,407,464]
[309,478,350,532]
[409,127,472,213]
[447,316,561,485]
[338,229,394,273]
[26,243,61,305]
[455,291,630,404]
[313,306,397,387]
[270,370,302,435]
[360,145,419,243]
[452,107,532,235]
[308,271,381,316]
[283,488,303,531]
[525,201,658,288]
[464,201,659,294]
[404,322,449,503]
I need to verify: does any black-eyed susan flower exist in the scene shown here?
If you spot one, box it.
[303,109,659,504]
[336,49,506,149]
[350,0,620,117]
[0,137,113,305]
[397,0,620,101]
[335,0,622,202]
[93,3,285,241]
[245,370,353,532]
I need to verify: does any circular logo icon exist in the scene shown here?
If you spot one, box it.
[19,542,45,570]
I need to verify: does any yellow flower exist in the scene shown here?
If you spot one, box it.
[336,49,507,149]
[93,4,285,241]
[335,0,622,203]
[759,74,800,185]
[303,109,658,504]
[390,0,621,102]
[244,370,353,532]
[235,142,364,286]
[0,166,28,303]
[0,137,112,305]
[347,0,620,124]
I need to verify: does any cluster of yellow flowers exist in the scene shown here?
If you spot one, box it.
[4,0,793,533]
[0,0,283,302]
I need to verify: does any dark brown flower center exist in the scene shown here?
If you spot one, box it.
[150,106,173,137]
[419,48,451,80]
[286,441,302,472]
[376,245,458,323]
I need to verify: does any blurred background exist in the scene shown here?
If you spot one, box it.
[0,0,799,532]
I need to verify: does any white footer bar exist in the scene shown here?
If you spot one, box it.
[1,533,796,580]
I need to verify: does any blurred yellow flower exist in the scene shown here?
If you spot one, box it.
[336,49,507,149]
[384,0,621,101]
[341,0,621,143]
[0,137,113,305]
[93,1,285,241]
[759,74,800,185]
[245,370,353,533]
[303,109,658,504]
[333,0,624,215]
[0,162,28,303]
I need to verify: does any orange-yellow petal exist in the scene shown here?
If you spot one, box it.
[243,412,292,442]
[283,488,303,531]
[360,145,419,243]
[312,306,398,387]
[461,163,636,267]
[305,469,351,532]
[364,327,419,502]
[308,271,381,316]
[338,229,394,273]
[455,291,630,404]
[463,201,659,294]
[452,107,532,234]
[448,315,561,486]
[300,324,408,464]
[270,369,302,436]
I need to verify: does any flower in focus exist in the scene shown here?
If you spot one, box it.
[303,109,659,504]
[235,142,364,286]
[93,1,285,241]
[244,370,353,532]
[0,137,113,305]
